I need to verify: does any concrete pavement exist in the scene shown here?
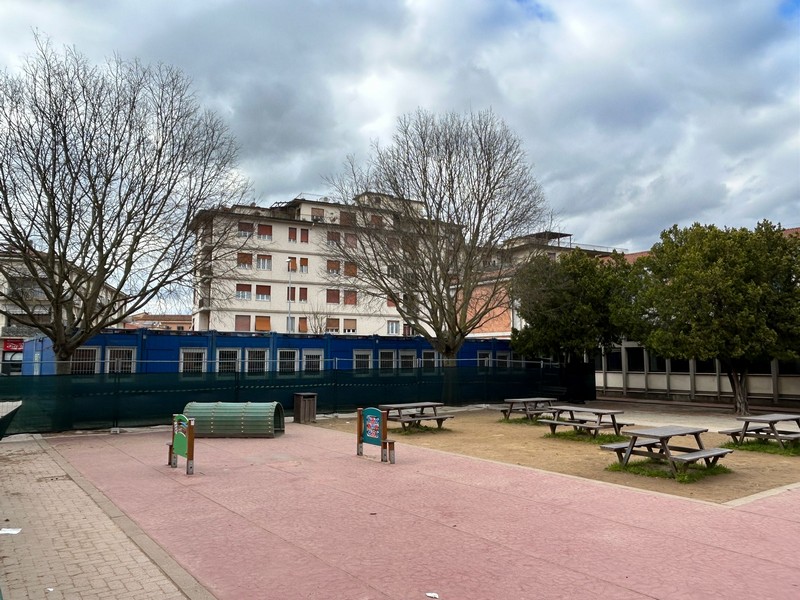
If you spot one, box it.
[2,403,799,599]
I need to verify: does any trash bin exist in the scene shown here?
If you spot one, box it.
[183,402,285,437]
[293,393,317,424]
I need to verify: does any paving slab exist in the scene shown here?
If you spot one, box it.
[34,421,800,600]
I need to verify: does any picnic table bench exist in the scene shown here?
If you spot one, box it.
[615,425,733,477]
[500,397,557,421]
[378,402,454,430]
[719,413,800,449]
[539,405,630,437]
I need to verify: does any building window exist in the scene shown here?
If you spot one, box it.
[107,347,135,374]
[327,231,340,246]
[287,257,297,272]
[399,351,416,370]
[257,224,272,240]
[237,253,252,269]
[327,260,340,275]
[344,290,357,305]
[235,284,252,300]
[254,315,271,331]
[379,350,395,371]
[402,323,414,336]
[345,233,357,248]
[217,349,239,373]
[234,315,250,331]
[299,287,308,303]
[257,254,272,270]
[370,214,383,228]
[287,286,296,301]
[626,347,645,372]
[387,297,396,308]
[354,351,371,371]
[422,350,437,372]
[299,257,309,273]
[256,285,271,301]
[387,320,400,335]
[288,227,297,243]
[237,222,254,237]
[340,211,356,226]
[71,347,99,375]
[343,318,357,333]
[344,261,357,277]
[496,352,510,369]
[286,316,295,332]
[298,317,308,333]
[477,351,491,368]
[326,289,340,304]
[180,349,206,374]
[303,350,323,372]
[300,228,309,243]
[311,207,325,222]
[326,317,340,333]
[278,349,297,373]
[246,349,268,374]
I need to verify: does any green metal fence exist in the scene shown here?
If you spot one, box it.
[0,363,587,435]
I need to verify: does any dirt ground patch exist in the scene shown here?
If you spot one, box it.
[312,408,800,504]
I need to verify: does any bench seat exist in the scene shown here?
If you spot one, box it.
[500,407,553,419]
[538,419,615,438]
[718,425,770,435]
[394,414,454,429]
[669,447,732,471]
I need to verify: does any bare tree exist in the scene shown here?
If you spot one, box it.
[0,36,249,373]
[327,108,547,360]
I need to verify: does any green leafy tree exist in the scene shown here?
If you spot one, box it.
[633,221,800,415]
[510,250,632,363]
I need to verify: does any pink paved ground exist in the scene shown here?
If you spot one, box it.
[49,423,800,600]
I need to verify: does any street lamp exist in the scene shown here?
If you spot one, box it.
[286,258,293,332]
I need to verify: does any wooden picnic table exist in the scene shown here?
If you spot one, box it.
[378,402,453,430]
[501,397,557,421]
[720,413,800,449]
[610,425,732,476]
[539,405,629,437]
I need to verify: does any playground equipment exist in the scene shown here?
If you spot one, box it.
[183,401,285,438]
[168,414,195,475]
[356,407,395,464]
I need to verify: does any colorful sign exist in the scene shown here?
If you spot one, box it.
[361,407,383,446]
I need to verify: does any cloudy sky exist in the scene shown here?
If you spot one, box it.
[1,0,798,252]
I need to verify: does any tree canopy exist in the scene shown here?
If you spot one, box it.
[632,221,799,414]
[0,37,248,372]
[326,108,547,359]
[510,250,632,362]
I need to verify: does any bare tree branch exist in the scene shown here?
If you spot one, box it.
[0,35,249,371]
[326,108,547,358]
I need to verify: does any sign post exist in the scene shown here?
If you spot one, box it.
[169,414,195,475]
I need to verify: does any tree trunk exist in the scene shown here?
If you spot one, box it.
[52,349,74,431]
[440,353,458,405]
[725,365,750,416]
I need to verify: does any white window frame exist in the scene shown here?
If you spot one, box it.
[353,350,372,371]
[477,351,491,368]
[256,289,271,301]
[235,287,252,300]
[246,348,269,374]
[387,320,400,335]
[399,351,416,371]
[421,350,438,372]
[302,349,324,373]
[216,348,240,373]
[379,350,395,371]
[71,347,100,375]
[106,347,136,374]
[256,256,272,270]
[180,348,207,374]
[277,349,298,374]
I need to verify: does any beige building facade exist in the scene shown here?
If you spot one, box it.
[192,196,405,336]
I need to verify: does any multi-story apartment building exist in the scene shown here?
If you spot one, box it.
[192,195,405,336]
[0,250,126,373]
[469,231,624,339]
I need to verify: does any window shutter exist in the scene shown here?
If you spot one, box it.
[326,289,340,304]
[298,317,308,332]
[344,261,357,276]
[257,224,272,236]
[254,316,271,331]
[234,315,250,331]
